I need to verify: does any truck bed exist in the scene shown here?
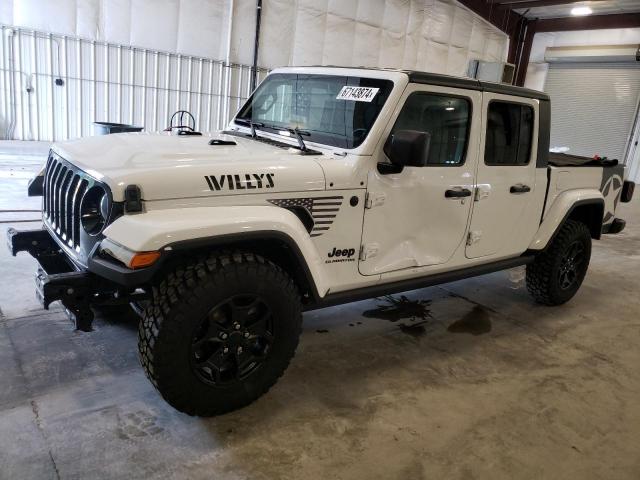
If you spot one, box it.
[549,152,619,168]
[545,158,624,227]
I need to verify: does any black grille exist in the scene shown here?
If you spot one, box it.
[42,153,114,265]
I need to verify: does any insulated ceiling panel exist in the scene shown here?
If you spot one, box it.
[3,0,508,76]
[258,0,508,76]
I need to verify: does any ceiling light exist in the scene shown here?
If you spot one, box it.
[445,106,455,111]
[571,6,592,16]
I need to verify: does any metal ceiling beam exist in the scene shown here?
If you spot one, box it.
[456,0,528,67]
[536,13,640,32]
[456,0,524,37]
[494,0,608,7]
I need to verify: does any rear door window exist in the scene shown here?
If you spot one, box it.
[484,101,534,166]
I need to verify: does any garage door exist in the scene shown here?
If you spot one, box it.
[544,62,640,161]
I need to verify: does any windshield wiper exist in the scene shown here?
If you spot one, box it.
[234,117,265,138]
[249,121,263,138]
[235,119,320,154]
[287,127,310,152]
[235,118,263,138]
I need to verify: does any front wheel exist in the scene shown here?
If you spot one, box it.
[526,220,592,306]
[138,252,302,416]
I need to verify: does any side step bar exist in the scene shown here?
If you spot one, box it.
[309,255,535,311]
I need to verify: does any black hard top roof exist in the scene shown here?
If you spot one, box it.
[295,66,549,101]
[406,70,549,101]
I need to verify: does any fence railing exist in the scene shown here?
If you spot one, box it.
[0,24,269,141]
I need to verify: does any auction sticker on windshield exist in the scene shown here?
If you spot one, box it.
[336,86,379,102]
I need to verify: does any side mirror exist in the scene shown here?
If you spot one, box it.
[384,130,431,168]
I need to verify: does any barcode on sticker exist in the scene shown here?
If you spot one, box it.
[336,86,380,102]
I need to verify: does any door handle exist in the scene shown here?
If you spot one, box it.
[510,184,531,194]
[445,188,472,198]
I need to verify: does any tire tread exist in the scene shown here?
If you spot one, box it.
[138,251,301,416]
[526,220,591,306]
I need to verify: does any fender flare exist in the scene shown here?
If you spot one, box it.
[529,191,604,251]
[98,205,329,298]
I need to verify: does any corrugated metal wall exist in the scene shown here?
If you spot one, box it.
[0,25,269,141]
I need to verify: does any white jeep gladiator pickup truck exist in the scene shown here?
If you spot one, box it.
[8,66,635,416]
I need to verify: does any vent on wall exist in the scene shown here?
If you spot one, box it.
[468,60,515,84]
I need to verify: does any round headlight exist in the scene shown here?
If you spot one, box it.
[81,185,109,235]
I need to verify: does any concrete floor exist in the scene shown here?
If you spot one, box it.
[1,149,639,480]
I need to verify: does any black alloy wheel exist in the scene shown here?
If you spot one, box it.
[191,295,274,385]
[558,240,586,291]
[526,220,592,306]
[138,251,302,416]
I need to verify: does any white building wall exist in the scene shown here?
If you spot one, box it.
[0,0,509,141]
[2,0,508,72]
[255,0,508,75]
[3,0,232,60]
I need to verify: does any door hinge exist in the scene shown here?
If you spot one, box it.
[359,243,379,261]
[467,231,482,246]
[365,192,386,209]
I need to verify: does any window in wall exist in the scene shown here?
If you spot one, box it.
[389,93,471,166]
[484,102,534,166]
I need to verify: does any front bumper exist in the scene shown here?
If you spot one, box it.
[7,228,150,331]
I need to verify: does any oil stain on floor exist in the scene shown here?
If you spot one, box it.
[447,305,492,336]
[362,295,432,337]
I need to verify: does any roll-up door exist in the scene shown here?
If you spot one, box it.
[544,62,640,161]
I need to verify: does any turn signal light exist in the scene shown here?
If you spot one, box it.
[129,251,161,269]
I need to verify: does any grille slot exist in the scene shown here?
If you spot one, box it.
[43,154,94,252]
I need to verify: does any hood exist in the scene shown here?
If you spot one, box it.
[52,132,326,201]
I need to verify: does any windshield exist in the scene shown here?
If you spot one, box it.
[235,74,394,149]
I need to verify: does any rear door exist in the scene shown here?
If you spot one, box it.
[466,94,541,258]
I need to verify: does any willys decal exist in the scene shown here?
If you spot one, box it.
[205,173,275,191]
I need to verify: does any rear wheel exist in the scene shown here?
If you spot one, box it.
[138,251,302,416]
[526,220,592,305]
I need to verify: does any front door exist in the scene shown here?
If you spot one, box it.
[359,84,481,276]
[466,93,540,258]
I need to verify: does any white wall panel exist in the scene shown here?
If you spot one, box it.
[177,0,230,59]
[1,0,509,140]
[14,0,77,35]
[101,0,133,45]
[258,0,508,75]
[76,0,100,39]
[322,13,354,65]
[228,0,256,65]
[130,0,180,53]
[0,1,12,25]
[259,0,297,66]
[4,0,508,72]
